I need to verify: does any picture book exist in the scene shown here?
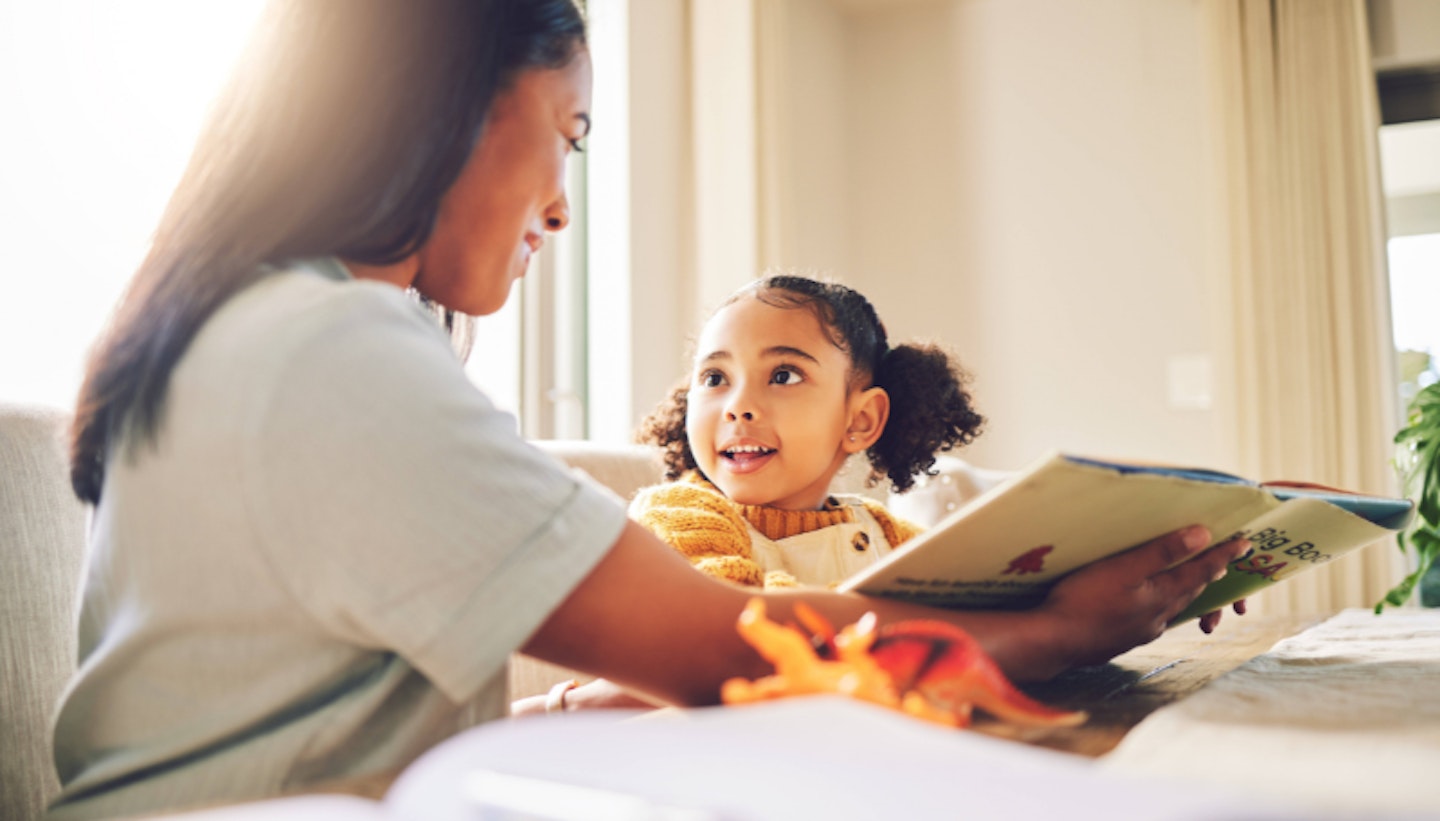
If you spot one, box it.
[838,452,1415,623]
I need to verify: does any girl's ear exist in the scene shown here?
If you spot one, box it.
[843,386,889,454]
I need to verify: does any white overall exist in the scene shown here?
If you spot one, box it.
[744,496,895,588]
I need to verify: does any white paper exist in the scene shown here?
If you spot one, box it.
[385,697,1308,821]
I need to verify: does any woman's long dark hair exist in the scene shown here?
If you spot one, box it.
[70,0,585,503]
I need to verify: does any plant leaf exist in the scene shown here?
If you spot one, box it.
[1376,381,1440,610]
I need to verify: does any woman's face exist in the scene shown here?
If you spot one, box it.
[414,49,593,316]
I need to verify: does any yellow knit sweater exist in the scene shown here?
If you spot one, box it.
[627,471,923,589]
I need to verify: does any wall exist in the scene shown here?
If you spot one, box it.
[766,0,1228,471]
[1369,0,1440,70]
[759,0,852,275]
[1381,120,1440,236]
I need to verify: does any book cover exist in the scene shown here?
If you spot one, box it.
[838,453,1414,623]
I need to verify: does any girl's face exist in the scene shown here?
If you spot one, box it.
[687,295,876,511]
[414,49,593,316]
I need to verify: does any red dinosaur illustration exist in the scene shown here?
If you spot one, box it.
[1003,545,1052,576]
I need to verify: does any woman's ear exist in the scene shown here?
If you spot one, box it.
[843,387,889,454]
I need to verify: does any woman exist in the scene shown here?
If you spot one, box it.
[54,1,1244,818]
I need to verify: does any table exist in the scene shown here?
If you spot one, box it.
[971,613,1327,756]
[367,613,1368,821]
[315,613,1324,804]
[1099,607,1440,817]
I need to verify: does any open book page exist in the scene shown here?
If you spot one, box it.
[840,453,1406,617]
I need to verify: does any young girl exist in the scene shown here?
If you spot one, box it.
[514,272,1243,717]
[631,274,984,590]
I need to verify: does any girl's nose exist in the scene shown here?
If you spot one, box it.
[723,381,760,422]
[543,194,570,232]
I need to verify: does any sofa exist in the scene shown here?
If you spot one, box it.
[0,403,1006,820]
[1,404,89,821]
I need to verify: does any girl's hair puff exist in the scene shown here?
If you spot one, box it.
[637,274,984,493]
[635,380,693,481]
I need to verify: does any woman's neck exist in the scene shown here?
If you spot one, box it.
[340,256,420,290]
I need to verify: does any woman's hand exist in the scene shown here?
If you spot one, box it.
[1028,526,1251,677]
[1196,598,1248,635]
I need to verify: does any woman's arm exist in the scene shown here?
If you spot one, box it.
[520,520,1247,707]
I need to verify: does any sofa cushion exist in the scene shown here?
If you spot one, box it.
[884,455,1012,528]
[0,404,88,821]
[531,440,667,504]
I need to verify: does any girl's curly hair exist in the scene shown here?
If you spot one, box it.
[636,275,984,493]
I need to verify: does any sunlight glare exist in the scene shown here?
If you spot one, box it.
[0,0,267,408]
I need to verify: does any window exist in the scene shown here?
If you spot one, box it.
[1389,233,1440,401]
[1379,119,1440,407]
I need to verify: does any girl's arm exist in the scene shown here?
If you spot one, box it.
[629,481,767,587]
[520,520,1246,707]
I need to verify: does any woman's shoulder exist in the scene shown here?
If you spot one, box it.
[173,257,488,450]
[191,258,452,383]
[228,258,434,336]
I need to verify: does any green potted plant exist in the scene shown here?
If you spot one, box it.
[1377,379,1440,610]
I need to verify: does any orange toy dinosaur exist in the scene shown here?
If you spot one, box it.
[720,598,1086,729]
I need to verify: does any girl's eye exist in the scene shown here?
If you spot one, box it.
[698,371,725,388]
[772,367,805,386]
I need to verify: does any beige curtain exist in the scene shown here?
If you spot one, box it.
[1206,0,1407,615]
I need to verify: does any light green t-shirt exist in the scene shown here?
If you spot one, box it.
[48,259,626,820]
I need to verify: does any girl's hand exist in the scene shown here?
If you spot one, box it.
[1032,526,1250,676]
[510,678,660,717]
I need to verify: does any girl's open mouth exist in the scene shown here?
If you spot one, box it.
[721,445,776,473]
